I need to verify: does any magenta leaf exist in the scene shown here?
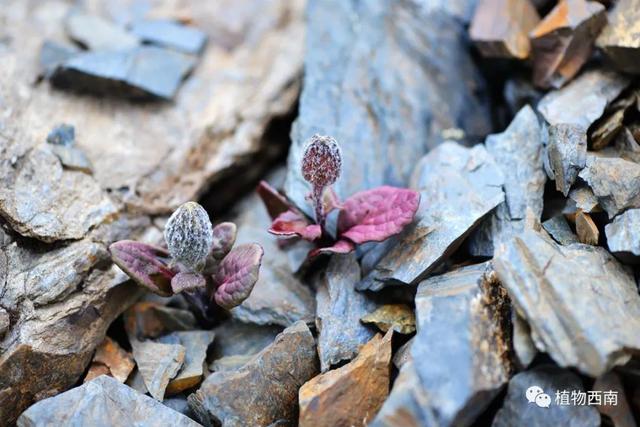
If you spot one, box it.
[338,186,420,244]
[171,272,207,294]
[257,181,292,220]
[213,243,264,310]
[269,210,322,241]
[109,240,175,296]
[211,222,237,259]
[309,240,355,258]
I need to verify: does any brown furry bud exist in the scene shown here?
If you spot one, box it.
[301,134,342,188]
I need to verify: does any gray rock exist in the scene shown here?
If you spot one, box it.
[131,20,207,55]
[284,0,490,219]
[494,229,640,376]
[593,371,636,427]
[17,375,200,427]
[579,153,640,218]
[547,123,587,196]
[210,319,282,361]
[412,262,512,427]
[469,105,545,256]
[39,41,79,79]
[0,308,9,337]
[359,142,504,290]
[605,209,640,258]
[131,340,186,401]
[158,331,216,395]
[46,123,75,146]
[51,46,196,100]
[209,355,254,373]
[596,0,640,74]
[189,321,319,427]
[568,185,599,213]
[492,366,599,427]
[512,309,537,368]
[65,11,139,51]
[0,146,117,242]
[542,216,579,245]
[48,145,94,174]
[316,253,376,371]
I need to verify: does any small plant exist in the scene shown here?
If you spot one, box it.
[258,134,420,257]
[109,201,263,324]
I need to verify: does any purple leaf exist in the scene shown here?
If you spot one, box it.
[338,186,420,244]
[109,240,175,296]
[269,210,322,241]
[171,272,207,294]
[309,240,355,258]
[213,243,264,310]
[257,180,292,219]
[211,222,237,259]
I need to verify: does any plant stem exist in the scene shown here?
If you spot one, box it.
[313,184,325,232]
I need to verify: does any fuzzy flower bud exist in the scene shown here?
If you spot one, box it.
[301,135,342,188]
[164,201,213,272]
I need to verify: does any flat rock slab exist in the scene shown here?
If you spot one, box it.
[65,11,139,51]
[125,302,197,339]
[209,319,282,361]
[605,208,640,259]
[85,336,135,383]
[158,331,215,395]
[130,20,207,54]
[360,304,416,335]
[189,321,319,427]
[359,142,504,290]
[316,253,376,371]
[493,365,599,427]
[469,105,544,256]
[17,375,201,427]
[542,215,579,245]
[596,0,640,74]
[284,0,490,219]
[131,339,186,401]
[411,262,512,427]
[298,331,392,427]
[494,229,640,376]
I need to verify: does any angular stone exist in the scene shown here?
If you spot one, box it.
[17,376,200,427]
[359,142,504,290]
[492,365,599,427]
[86,337,135,383]
[189,321,319,427]
[547,123,587,196]
[392,338,413,370]
[316,253,376,371]
[131,340,186,401]
[360,304,416,335]
[593,371,636,427]
[410,262,512,427]
[542,215,579,245]
[230,175,315,327]
[575,209,599,245]
[209,355,254,373]
[124,302,197,340]
[529,0,606,88]
[494,229,640,376]
[568,185,599,213]
[512,310,537,368]
[130,20,207,55]
[596,0,640,74]
[209,319,282,361]
[158,330,215,395]
[65,11,139,51]
[469,0,540,59]
[39,41,79,79]
[49,144,94,174]
[84,363,112,383]
[284,0,490,219]
[51,46,196,100]
[46,123,75,146]
[579,153,640,218]
[591,107,626,150]
[468,106,545,256]
[0,146,117,242]
[298,331,392,427]
[605,209,640,258]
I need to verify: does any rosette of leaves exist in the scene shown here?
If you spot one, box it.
[258,134,420,258]
[109,201,263,323]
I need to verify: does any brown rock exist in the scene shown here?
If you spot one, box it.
[575,209,599,245]
[158,330,216,395]
[529,0,606,88]
[596,0,640,74]
[470,0,540,59]
[83,363,112,383]
[298,331,393,427]
[131,340,186,401]
[360,304,416,335]
[84,337,135,383]
[593,372,636,427]
[124,302,197,340]
[189,321,319,427]
[591,108,627,150]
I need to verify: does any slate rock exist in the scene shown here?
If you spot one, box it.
[131,20,207,54]
[596,0,640,74]
[65,11,139,51]
[492,365,599,427]
[512,309,537,368]
[0,146,117,242]
[360,304,416,335]
[529,0,606,89]
[189,321,319,427]
[411,262,512,427]
[547,123,587,196]
[579,153,640,218]
[209,355,254,373]
[575,209,599,245]
[359,142,504,290]
[209,319,282,361]
[49,144,94,174]
[131,339,186,401]
[605,208,640,258]
[317,253,376,371]
[469,105,545,256]
[494,229,640,376]
[84,336,135,383]
[284,0,491,219]
[39,40,79,79]
[593,371,636,427]
[124,302,197,339]
[17,375,200,427]
[568,185,599,213]
[51,46,196,100]
[158,330,216,395]
[0,308,9,337]
[46,124,75,146]
[298,331,393,427]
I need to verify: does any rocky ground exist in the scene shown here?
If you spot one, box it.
[2,0,640,426]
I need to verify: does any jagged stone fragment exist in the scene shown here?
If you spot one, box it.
[575,209,599,245]
[65,11,139,51]
[596,0,640,74]
[158,331,216,395]
[360,304,416,335]
[130,20,207,54]
[131,340,186,401]
[605,209,640,258]
[547,123,587,196]
[84,337,135,383]
[542,215,579,245]
[124,302,197,340]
